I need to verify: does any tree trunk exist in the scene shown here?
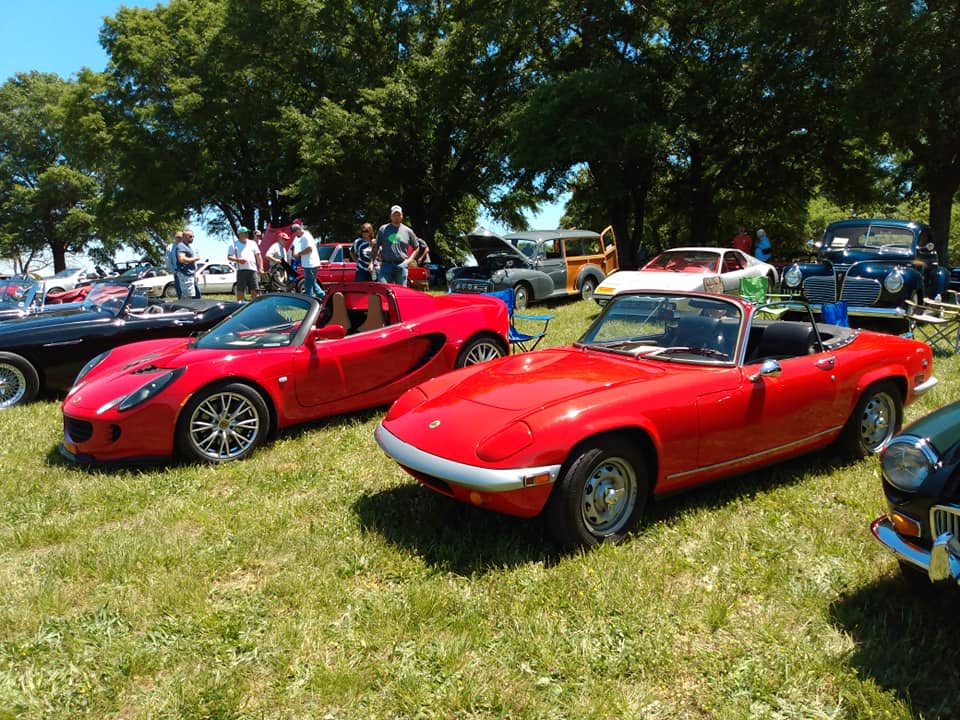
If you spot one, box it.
[51,241,68,274]
[928,185,956,266]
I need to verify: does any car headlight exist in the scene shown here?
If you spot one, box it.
[881,436,939,491]
[111,368,185,413]
[477,421,533,461]
[784,266,802,288]
[73,350,112,387]
[883,268,905,294]
[491,269,506,283]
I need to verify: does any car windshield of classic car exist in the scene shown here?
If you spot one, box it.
[0,279,40,309]
[578,292,742,362]
[195,294,313,349]
[81,282,142,315]
[824,224,913,252]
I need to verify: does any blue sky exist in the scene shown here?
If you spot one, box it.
[3,1,565,265]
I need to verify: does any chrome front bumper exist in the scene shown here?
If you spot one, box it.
[374,423,561,492]
[871,516,960,585]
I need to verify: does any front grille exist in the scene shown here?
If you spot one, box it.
[802,275,838,304]
[932,504,960,538]
[839,277,882,305]
[450,279,493,293]
[64,417,93,443]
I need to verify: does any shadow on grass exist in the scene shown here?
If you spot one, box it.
[830,575,960,718]
[353,484,561,575]
[353,449,845,575]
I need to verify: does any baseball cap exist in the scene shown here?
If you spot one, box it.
[390,205,402,214]
[278,232,291,240]
[237,226,250,234]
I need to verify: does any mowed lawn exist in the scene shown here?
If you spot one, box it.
[1,294,959,719]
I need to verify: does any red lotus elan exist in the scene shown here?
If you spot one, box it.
[60,282,509,464]
[375,290,938,549]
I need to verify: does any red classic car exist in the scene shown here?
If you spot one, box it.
[60,282,509,464]
[375,290,938,549]
[298,243,429,291]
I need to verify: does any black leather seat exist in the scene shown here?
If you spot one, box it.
[749,322,815,362]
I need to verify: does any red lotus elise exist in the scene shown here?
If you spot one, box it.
[375,290,938,549]
[60,283,509,464]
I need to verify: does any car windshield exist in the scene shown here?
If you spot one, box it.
[515,239,538,258]
[823,225,914,251]
[83,283,134,315]
[118,264,152,279]
[578,292,742,362]
[0,280,39,308]
[642,250,720,274]
[197,294,313,349]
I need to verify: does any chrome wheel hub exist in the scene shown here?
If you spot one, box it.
[463,341,502,365]
[189,391,261,460]
[580,456,637,535]
[861,392,896,451]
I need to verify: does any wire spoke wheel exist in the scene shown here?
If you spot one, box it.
[579,456,638,536]
[0,362,27,407]
[188,390,263,461]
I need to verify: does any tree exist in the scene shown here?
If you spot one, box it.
[0,72,100,273]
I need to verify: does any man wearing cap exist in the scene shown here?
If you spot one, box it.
[372,205,420,286]
[291,220,325,299]
[227,226,264,302]
[175,229,201,299]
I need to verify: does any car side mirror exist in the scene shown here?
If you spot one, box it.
[748,358,782,382]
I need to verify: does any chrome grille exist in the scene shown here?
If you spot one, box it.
[802,275,837,304]
[450,279,493,293]
[64,417,93,443]
[839,277,882,305]
[932,504,960,538]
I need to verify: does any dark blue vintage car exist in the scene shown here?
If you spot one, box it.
[780,219,949,319]
[872,399,960,590]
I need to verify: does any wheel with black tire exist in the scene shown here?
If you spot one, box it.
[163,282,178,299]
[46,286,65,295]
[545,437,648,550]
[175,382,270,463]
[838,380,902,459]
[0,352,40,408]
[513,283,532,310]
[580,276,598,302]
[296,278,305,294]
[455,335,507,367]
[230,283,237,295]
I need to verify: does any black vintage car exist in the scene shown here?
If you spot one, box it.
[781,218,950,319]
[0,281,239,408]
[871,398,960,589]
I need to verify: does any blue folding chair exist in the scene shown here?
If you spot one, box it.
[484,288,553,352]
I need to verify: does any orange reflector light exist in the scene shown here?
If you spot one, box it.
[468,492,484,506]
[523,472,552,487]
[890,511,921,539]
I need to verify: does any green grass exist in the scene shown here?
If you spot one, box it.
[2,296,960,719]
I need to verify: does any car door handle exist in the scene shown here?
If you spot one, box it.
[816,356,836,370]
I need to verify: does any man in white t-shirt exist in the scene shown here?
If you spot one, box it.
[291,220,324,299]
[227,226,264,301]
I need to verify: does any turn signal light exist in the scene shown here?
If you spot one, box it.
[523,472,553,487]
[890,511,922,539]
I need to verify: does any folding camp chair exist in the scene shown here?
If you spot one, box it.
[484,288,553,352]
[738,276,767,303]
[905,299,960,355]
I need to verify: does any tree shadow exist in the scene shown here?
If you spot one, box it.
[830,575,960,718]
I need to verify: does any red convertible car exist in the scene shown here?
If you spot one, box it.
[375,290,938,549]
[60,283,509,464]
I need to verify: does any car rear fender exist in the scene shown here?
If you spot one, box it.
[575,265,605,289]
[176,375,280,439]
[853,370,908,408]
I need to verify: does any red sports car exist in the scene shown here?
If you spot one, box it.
[61,282,509,464]
[375,290,938,549]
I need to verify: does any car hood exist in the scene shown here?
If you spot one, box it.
[464,227,529,264]
[598,270,708,292]
[819,246,912,265]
